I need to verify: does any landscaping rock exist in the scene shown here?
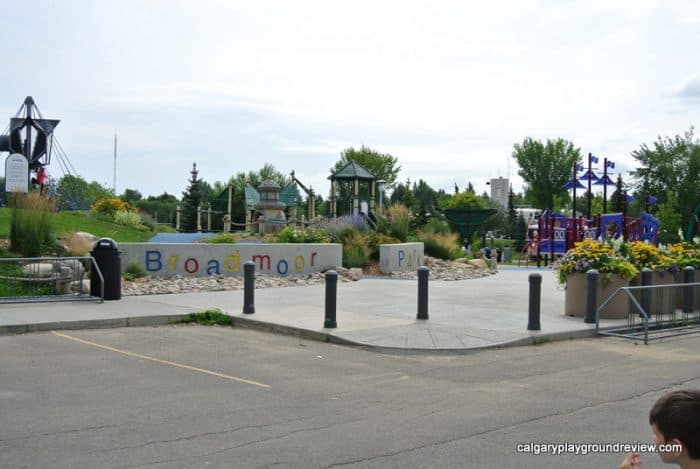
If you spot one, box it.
[22,263,55,278]
[342,268,363,281]
[69,280,91,294]
[467,259,488,270]
[121,256,497,296]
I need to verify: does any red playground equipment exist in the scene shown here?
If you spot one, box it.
[522,209,660,266]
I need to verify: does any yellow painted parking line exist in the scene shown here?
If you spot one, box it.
[52,331,270,388]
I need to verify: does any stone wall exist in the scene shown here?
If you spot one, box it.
[120,243,342,277]
[379,242,424,274]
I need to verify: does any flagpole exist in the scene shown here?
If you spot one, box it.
[587,153,593,218]
[572,162,577,217]
[603,158,608,213]
[113,130,117,194]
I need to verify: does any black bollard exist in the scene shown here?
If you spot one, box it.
[641,268,652,317]
[527,273,542,330]
[324,270,338,328]
[584,269,599,324]
[417,266,429,320]
[242,261,255,314]
[683,266,695,314]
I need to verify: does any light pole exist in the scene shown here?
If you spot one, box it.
[377,180,386,211]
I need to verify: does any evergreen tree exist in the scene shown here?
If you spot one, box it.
[609,174,626,213]
[181,163,207,231]
[390,179,415,209]
[507,186,518,238]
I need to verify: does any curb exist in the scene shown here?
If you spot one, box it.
[0,314,617,354]
[0,315,190,336]
[227,314,606,355]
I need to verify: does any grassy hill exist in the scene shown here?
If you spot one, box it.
[0,208,154,243]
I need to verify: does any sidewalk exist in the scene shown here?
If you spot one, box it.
[0,267,625,351]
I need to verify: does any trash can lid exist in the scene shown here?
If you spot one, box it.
[94,237,119,250]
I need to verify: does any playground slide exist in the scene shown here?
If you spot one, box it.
[686,203,700,242]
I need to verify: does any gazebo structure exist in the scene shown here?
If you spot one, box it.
[328,161,377,218]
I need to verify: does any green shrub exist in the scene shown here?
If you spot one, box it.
[422,218,452,235]
[438,192,488,210]
[385,205,410,242]
[138,211,157,231]
[9,193,55,257]
[303,226,331,243]
[113,210,143,229]
[203,233,237,244]
[123,260,146,281]
[182,308,232,326]
[342,232,370,268]
[419,231,461,260]
[366,232,401,259]
[156,224,177,233]
[276,226,307,243]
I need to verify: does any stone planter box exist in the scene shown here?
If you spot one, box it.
[379,243,424,274]
[675,276,700,312]
[565,273,630,319]
[630,271,677,315]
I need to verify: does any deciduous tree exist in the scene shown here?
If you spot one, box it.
[512,138,581,211]
[333,146,400,186]
[629,128,700,236]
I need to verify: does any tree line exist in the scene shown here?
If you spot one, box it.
[10,127,696,244]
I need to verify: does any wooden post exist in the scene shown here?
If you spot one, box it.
[331,181,336,217]
[354,179,359,215]
[207,203,212,232]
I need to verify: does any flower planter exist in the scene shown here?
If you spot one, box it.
[565,273,630,319]
[675,277,700,312]
[630,271,677,315]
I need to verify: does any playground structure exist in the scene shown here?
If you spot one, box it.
[523,209,661,266]
[200,180,302,234]
[0,96,63,196]
[0,97,59,171]
[0,97,79,202]
[328,161,377,218]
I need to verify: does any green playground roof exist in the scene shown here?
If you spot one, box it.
[329,161,376,180]
[245,184,260,210]
[442,208,498,240]
[279,184,300,208]
[245,183,300,210]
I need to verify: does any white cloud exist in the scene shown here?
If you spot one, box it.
[1,0,698,200]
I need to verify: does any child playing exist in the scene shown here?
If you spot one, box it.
[620,389,700,468]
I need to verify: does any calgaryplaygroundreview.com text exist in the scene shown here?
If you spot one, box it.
[516,442,682,456]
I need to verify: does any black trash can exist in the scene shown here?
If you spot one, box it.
[90,238,122,300]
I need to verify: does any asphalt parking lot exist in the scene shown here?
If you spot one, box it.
[1,325,699,468]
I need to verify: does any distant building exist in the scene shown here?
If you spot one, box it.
[515,207,541,220]
[489,177,509,207]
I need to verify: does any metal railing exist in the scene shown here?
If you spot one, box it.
[0,256,103,304]
[596,281,700,345]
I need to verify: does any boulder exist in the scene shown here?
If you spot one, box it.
[60,259,85,278]
[65,232,99,255]
[467,259,488,270]
[342,268,363,281]
[22,263,55,278]
[55,266,73,294]
[69,280,91,294]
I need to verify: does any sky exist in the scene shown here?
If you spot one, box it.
[1,0,699,201]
